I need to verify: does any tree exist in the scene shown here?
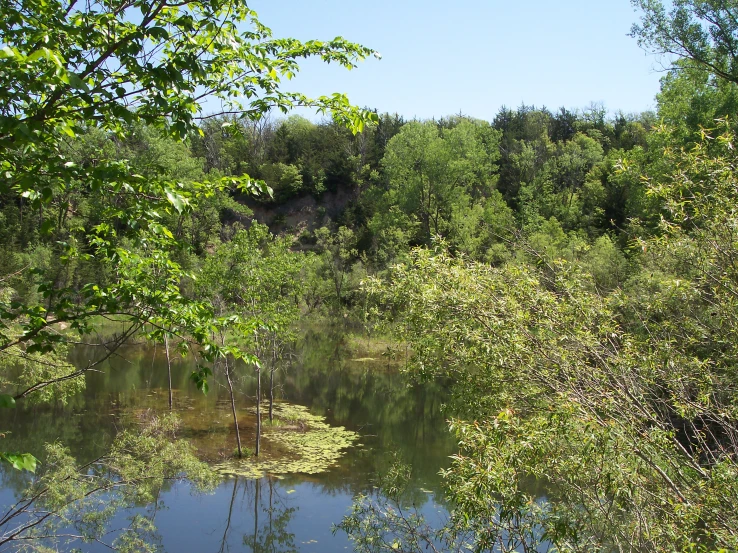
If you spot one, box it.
[373,118,505,258]
[314,226,359,308]
[632,0,738,87]
[199,223,303,456]
[267,116,359,197]
[519,132,604,229]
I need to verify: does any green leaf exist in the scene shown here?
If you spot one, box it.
[1,452,37,473]
[20,189,40,201]
[148,26,169,40]
[58,122,76,137]
[164,188,188,214]
[68,72,90,92]
[26,48,47,62]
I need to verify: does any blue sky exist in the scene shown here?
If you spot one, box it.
[248,0,666,121]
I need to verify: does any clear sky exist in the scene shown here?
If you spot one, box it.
[247,0,666,121]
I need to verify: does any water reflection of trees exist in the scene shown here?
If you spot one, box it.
[243,479,298,553]
[215,477,298,553]
[274,327,455,502]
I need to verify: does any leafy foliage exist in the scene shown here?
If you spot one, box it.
[632,0,738,87]
[350,122,738,551]
[372,119,505,257]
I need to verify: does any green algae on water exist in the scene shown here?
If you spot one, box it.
[214,403,358,479]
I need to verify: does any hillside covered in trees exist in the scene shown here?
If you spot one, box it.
[1,103,660,313]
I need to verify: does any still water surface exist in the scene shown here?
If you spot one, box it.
[0,328,456,552]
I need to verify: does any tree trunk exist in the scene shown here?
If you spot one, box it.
[164,334,172,411]
[225,356,243,458]
[255,366,262,456]
[269,367,275,424]
[269,334,276,424]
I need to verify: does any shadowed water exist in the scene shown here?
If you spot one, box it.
[0,327,456,552]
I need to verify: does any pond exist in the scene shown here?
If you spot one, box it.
[0,327,456,552]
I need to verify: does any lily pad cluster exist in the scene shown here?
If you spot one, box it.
[215,403,358,479]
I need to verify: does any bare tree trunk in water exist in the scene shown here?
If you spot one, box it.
[218,330,243,458]
[269,366,275,424]
[164,334,172,410]
[269,334,276,424]
[255,365,262,456]
[225,355,243,457]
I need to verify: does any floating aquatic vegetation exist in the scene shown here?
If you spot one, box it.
[214,403,358,479]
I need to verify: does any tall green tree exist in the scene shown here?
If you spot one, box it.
[371,118,508,259]
[314,225,359,308]
[519,132,604,229]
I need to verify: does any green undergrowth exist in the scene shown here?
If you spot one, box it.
[214,403,359,479]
